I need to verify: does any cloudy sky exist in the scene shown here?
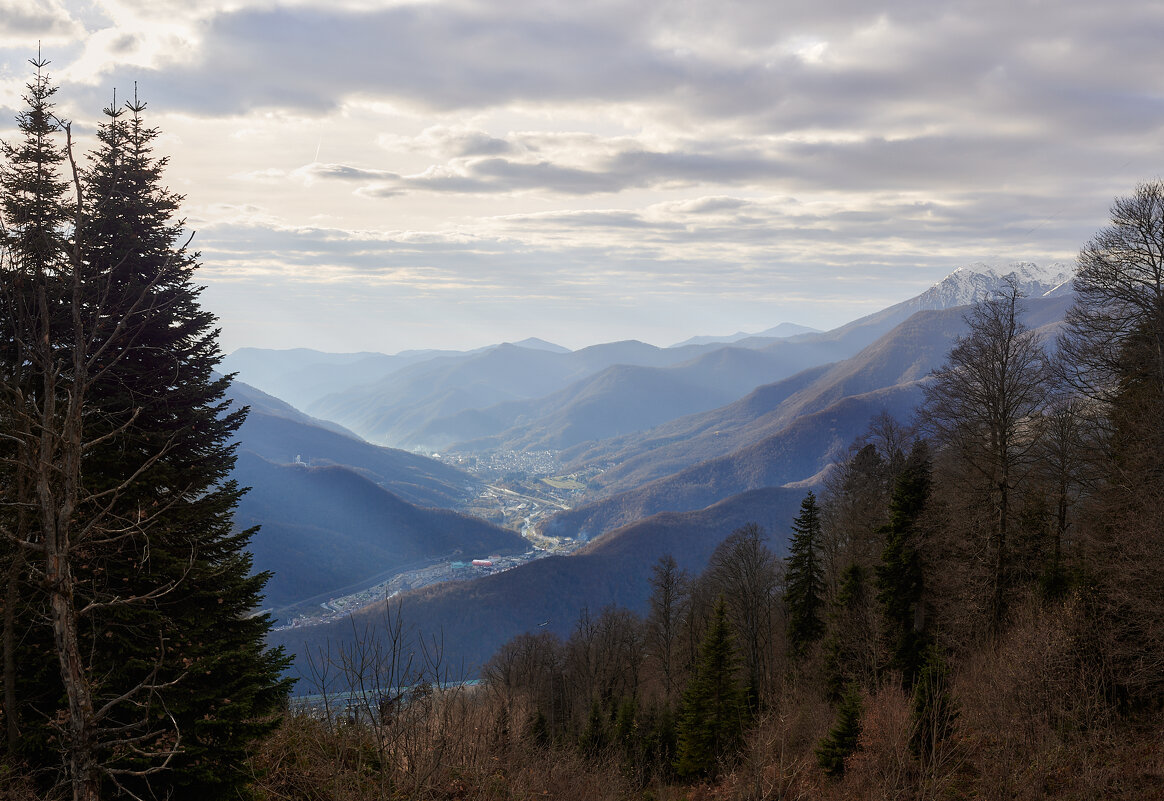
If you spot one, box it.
[1,0,1161,354]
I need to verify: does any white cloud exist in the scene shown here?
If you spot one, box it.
[2,0,1160,351]
[0,0,81,45]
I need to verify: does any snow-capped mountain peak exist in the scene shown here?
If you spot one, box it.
[914,261,1074,312]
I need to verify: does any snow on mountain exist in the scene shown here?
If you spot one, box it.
[911,261,1074,313]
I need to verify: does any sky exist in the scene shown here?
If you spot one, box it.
[1,0,1162,354]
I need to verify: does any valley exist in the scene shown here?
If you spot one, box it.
[436,449,607,541]
[269,450,604,629]
[273,547,550,631]
[232,261,1076,680]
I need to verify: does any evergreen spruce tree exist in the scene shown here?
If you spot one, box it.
[525,708,550,748]
[815,682,863,777]
[0,59,70,270]
[75,95,290,801]
[674,599,746,780]
[822,563,873,702]
[784,491,825,658]
[910,645,958,764]
[614,697,636,754]
[875,442,932,689]
[641,701,677,781]
[579,699,607,758]
[0,56,75,756]
[2,67,289,799]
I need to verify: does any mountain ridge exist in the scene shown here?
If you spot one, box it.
[542,292,1072,541]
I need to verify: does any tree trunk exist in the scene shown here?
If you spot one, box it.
[34,253,102,801]
[41,444,102,800]
[47,554,100,801]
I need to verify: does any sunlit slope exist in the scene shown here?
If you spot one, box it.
[544,295,1071,540]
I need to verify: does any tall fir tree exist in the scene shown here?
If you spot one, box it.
[1,69,289,799]
[0,59,70,269]
[784,491,826,658]
[822,562,876,702]
[0,55,85,777]
[875,441,932,689]
[77,94,291,800]
[910,645,958,764]
[674,599,746,780]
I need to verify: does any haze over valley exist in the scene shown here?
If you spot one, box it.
[219,260,1074,674]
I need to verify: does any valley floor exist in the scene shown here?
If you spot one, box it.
[273,548,551,630]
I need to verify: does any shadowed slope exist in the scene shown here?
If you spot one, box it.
[236,453,525,610]
[270,486,807,682]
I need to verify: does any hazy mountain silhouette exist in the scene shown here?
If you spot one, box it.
[431,265,1073,456]
[222,347,471,411]
[422,340,847,452]
[306,340,712,446]
[229,380,475,509]
[509,337,571,353]
[670,322,820,348]
[230,261,1072,455]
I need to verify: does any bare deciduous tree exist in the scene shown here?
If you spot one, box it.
[1061,180,1164,409]
[920,281,1052,633]
[646,554,688,702]
[703,524,780,705]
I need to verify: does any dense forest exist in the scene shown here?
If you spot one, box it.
[4,66,1164,800]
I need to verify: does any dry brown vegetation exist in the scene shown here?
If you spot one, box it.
[238,636,1164,801]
